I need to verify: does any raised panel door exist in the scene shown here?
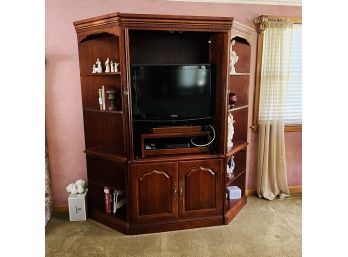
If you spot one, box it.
[130,162,178,223]
[179,159,223,219]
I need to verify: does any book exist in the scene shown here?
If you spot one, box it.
[104,186,112,214]
[98,89,103,110]
[101,85,106,110]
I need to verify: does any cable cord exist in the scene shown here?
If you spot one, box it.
[190,125,215,147]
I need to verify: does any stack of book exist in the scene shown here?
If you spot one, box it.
[104,186,126,215]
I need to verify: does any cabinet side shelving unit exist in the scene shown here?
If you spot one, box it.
[224,23,254,224]
[74,21,130,231]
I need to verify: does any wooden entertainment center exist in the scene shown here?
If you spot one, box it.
[73,13,253,234]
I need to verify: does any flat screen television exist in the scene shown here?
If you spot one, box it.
[131,64,213,121]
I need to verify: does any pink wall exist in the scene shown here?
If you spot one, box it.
[46,0,302,206]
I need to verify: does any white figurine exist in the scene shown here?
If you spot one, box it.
[105,58,110,73]
[230,40,239,75]
[227,156,236,177]
[92,64,97,73]
[66,179,87,195]
[110,60,114,72]
[114,62,120,72]
[227,113,235,151]
[96,58,102,73]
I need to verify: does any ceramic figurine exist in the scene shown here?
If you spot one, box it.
[105,58,110,73]
[96,58,102,73]
[115,62,120,73]
[230,40,239,75]
[110,61,114,72]
[92,64,97,73]
[227,113,235,151]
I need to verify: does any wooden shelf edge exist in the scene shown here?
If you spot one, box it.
[80,72,121,76]
[142,131,209,139]
[225,142,248,157]
[226,169,246,186]
[224,195,247,224]
[132,153,224,163]
[143,147,209,158]
[228,105,248,112]
[83,108,123,114]
[89,208,129,234]
[84,148,128,163]
[229,72,250,76]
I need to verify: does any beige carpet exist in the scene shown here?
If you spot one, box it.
[45,196,301,257]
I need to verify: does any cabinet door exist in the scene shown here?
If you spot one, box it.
[130,162,178,223]
[179,159,223,219]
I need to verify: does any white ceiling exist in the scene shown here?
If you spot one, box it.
[168,0,302,6]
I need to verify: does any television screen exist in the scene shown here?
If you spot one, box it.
[131,64,213,121]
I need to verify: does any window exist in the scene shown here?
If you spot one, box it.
[253,16,302,132]
[285,24,302,125]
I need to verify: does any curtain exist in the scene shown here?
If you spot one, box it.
[256,18,293,200]
[45,136,52,225]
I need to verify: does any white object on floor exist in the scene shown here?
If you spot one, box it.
[68,189,88,221]
[227,186,241,200]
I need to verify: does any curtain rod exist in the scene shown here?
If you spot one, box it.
[255,15,302,33]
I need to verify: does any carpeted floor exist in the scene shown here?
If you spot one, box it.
[45,196,301,257]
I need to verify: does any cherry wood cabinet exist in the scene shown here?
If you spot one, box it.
[130,159,223,224]
[74,12,253,234]
[179,159,223,219]
[130,162,178,223]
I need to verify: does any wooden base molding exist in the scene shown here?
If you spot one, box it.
[246,185,302,197]
[52,205,68,214]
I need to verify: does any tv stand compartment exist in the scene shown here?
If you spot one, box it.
[141,127,210,158]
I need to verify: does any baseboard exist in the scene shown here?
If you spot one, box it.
[52,205,68,214]
[246,185,302,197]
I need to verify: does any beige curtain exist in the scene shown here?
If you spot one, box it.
[256,18,293,200]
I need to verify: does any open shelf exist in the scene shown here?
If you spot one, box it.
[80,72,121,76]
[226,141,248,157]
[89,208,129,234]
[224,195,247,224]
[85,147,127,163]
[226,169,246,186]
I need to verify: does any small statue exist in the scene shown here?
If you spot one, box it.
[92,64,97,74]
[96,59,102,73]
[227,113,235,151]
[110,61,114,72]
[227,156,236,177]
[229,93,237,109]
[230,40,239,75]
[106,90,116,111]
[105,58,110,73]
[114,62,120,73]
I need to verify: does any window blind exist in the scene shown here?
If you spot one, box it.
[285,24,302,124]
[258,24,302,124]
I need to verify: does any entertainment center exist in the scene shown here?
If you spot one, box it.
[74,12,253,234]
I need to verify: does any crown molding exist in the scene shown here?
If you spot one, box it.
[167,0,302,6]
